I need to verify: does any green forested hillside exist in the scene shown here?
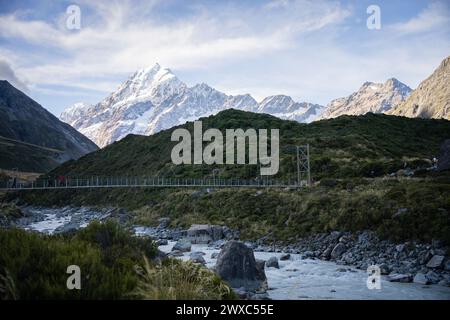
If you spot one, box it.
[48,109,450,181]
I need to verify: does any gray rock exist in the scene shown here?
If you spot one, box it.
[168,250,184,257]
[444,259,450,271]
[266,256,279,269]
[302,251,315,259]
[255,259,268,291]
[215,241,267,291]
[280,253,291,261]
[413,273,430,285]
[379,263,391,275]
[321,246,333,260]
[418,250,433,265]
[387,273,412,283]
[172,239,191,252]
[156,239,168,246]
[157,217,170,229]
[211,252,219,259]
[190,252,206,265]
[426,255,445,269]
[330,243,347,259]
[186,224,224,244]
[425,271,441,284]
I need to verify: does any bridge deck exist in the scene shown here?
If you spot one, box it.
[1,177,305,191]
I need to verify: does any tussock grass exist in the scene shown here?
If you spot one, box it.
[133,257,236,300]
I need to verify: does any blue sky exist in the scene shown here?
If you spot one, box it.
[0,0,449,116]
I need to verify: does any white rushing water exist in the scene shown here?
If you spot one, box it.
[159,241,450,300]
[17,208,450,300]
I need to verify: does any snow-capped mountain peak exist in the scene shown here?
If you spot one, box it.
[61,64,325,147]
[319,78,412,119]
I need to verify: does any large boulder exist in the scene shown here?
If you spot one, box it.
[215,241,267,291]
[187,224,224,244]
[172,239,191,252]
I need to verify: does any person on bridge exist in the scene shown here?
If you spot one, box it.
[58,175,66,186]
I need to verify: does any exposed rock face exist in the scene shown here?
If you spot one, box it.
[319,78,411,119]
[215,241,267,291]
[389,55,450,120]
[0,81,98,172]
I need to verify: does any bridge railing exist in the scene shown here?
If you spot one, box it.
[0,176,301,190]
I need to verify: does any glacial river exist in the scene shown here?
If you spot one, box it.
[20,207,450,300]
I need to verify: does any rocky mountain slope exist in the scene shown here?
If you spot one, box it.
[60,64,324,147]
[389,56,450,120]
[319,78,412,119]
[0,81,98,172]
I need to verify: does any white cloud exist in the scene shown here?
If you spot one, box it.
[390,2,450,34]
[0,59,29,92]
[0,0,350,94]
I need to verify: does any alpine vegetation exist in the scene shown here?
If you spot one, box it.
[171,121,279,175]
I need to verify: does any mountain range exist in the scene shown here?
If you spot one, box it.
[0,80,98,172]
[60,64,326,147]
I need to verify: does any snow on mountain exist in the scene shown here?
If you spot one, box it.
[61,63,324,147]
[258,95,324,122]
[319,78,412,120]
[60,102,92,126]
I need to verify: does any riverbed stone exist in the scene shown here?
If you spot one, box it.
[190,252,206,265]
[266,256,279,269]
[330,243,346,259]
[280,253,291,261]
[187,224,224,244]
[172,239,191,252]
[387,273,412,283]
[426,271,441,284]
[215,241,267,291]
[413,273,430,285]
[211,252,219,259]
[426,255,445,269]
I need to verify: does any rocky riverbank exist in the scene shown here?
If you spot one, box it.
[3,206,450,296]
[135,219,450,287]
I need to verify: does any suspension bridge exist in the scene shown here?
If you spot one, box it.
[0,176,309,191]
[0,146,311,191]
